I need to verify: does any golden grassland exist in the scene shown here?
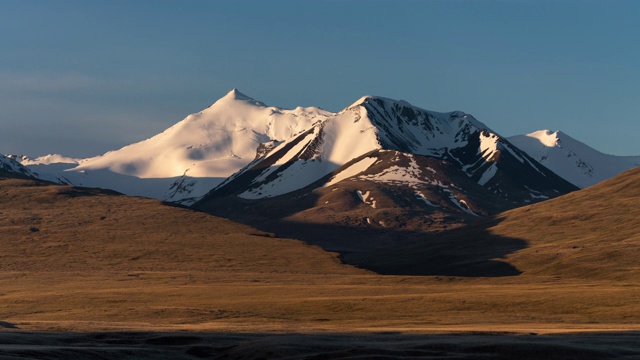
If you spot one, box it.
[1,172,640,358]
[1,171,640,336]
[349,167,640,280]
[2,271,640,334]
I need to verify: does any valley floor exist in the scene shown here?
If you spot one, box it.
[2,176,639,358]
[2,271,640,359]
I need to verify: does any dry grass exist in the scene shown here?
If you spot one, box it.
[1,175,640,343]
[491,167,640,280]
[2,272,640,333]
[0,178,359,275]
[349,167,640,280]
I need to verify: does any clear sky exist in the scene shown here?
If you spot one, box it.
[1,0,639,157]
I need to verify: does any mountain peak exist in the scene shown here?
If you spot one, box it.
[509,129,640,188]
[225,88,250,100]
[346,95,372,108]
[345,95,411,110]
[526,130,561,147]
[212,88,267,108]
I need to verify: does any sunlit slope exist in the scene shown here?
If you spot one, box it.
[1,178,640,332]
[348,167,640,279]
[494,166,640,279]
[0,178,362,275]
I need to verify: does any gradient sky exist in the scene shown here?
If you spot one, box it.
[1,0,639,158]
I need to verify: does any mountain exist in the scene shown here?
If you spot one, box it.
[16,91,579,238]
[0,154,35,178]
[194,96,577,252]
[201,96,576,200]
[346,166,640,279]
[19,154,81,166]
[23,89,330,203]
[508,130,640,188]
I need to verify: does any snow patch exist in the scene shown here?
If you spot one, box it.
[20,154,80,165]
[530,193,549,199]
[478,131,499,161]
[415,191,439,207]
[356,190,376,208]
[358,156,426,187]
[356,190,371,202]
[445,190,478,216]
[322,156,377,188]
[526,129,560,147]
[252,130,319,184]
[239,159,338,199]
[477,163,498,186]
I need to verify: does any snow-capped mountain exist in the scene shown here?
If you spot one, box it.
[10,89,634,252]
[194,96,577,247]
[16,90,580,219]
[1,154,35,178]
[200,96,576,202]
[22,89,330,203]
[508,130,640,188]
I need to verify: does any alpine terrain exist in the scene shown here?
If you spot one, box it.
[19,91,606,209]
[194,95,578,251]
[1,154,35,178]
[20,89,330,203]
[347,166,640,278]
[3,158,640,358]
[508,130,640,188]
[10,90,585,251]
[2,92,640,359]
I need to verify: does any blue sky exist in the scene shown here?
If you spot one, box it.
[1,0,639,157]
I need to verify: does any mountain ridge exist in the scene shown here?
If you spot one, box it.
[346,166,640,278]
[199,95,576,201]
[10,89,635,209]
[193,95,577,252]
[508,130,640,188]
[19,89,331,203]
[1,154,35,178]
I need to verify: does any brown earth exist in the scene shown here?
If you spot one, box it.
[1,174,640,358]
[0,178,358,276]
[194,150,577,255]
[347,167,640,280]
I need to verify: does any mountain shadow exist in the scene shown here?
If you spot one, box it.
[198,189,526,277]
[195,159,528,277]
[342,217,525,277]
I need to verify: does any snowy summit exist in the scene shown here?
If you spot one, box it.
[11,89,636,206]
[508,130,640,188]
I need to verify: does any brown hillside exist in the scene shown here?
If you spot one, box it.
[0,178,361,275]
[2,176,640,336]
[347,167,640,280]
